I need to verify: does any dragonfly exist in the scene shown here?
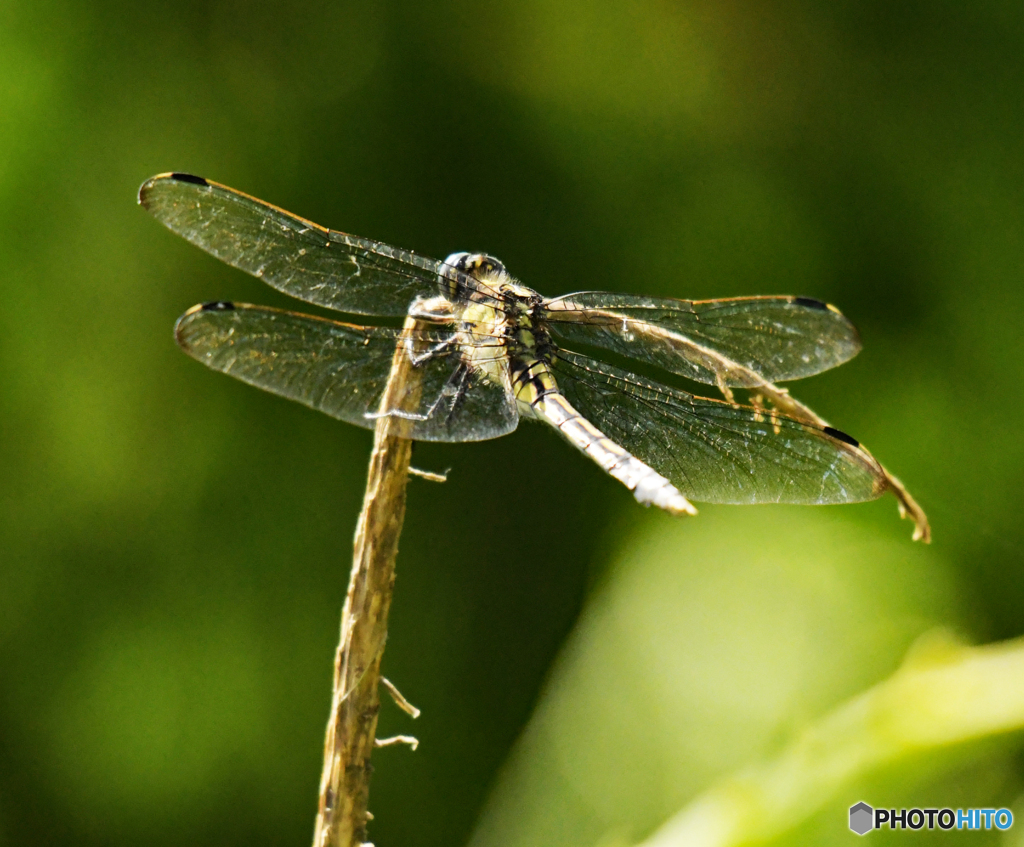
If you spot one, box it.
[140,172,930,542]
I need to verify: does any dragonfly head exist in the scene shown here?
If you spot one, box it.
[439,252,508,302]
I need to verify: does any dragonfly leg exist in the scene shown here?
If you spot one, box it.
[407,361,471,424]
[407,336,454,367]
[438,363,472,424]
[407,294,456,323]
[366,358,471,426]
[364,329,460,423]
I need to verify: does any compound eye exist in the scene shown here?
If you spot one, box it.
[483,256,506,277]
[438,252,507,300]
[442,251,471,272]
[438,252,470,298]
[465,253,506,278]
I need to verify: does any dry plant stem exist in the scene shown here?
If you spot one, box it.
[312,315,426,847]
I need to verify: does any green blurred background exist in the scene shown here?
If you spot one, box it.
[2,1,1023,845]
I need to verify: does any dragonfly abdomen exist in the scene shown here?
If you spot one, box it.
[515,358,696,516]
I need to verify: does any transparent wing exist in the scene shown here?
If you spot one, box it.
[174,302,519,442]
[549,349,886,505]
[542,292,861,387]
[140,173,503,316]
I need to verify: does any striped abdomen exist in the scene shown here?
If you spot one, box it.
[512,356,696,516]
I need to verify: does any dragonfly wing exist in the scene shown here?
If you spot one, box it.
[549,349,886,505]
[141,173,445,316]
[543,292,861,386]
[175,302,519,442]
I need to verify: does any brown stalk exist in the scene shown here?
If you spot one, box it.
[312,315,426,847]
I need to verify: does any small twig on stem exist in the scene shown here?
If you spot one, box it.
[312,315,427,847]
[380,676,422,719]
[407,466,449,483]
[374,734,420,751]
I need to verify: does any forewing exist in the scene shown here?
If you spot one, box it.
[175,303,519,442]
[543,293,861,386]
[141,173,445,316]
[550,349,886,505]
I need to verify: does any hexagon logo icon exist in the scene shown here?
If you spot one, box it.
[849,802,874,835]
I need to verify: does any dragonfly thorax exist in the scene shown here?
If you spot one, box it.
[439,248,550,350]
[438,251,555,406]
